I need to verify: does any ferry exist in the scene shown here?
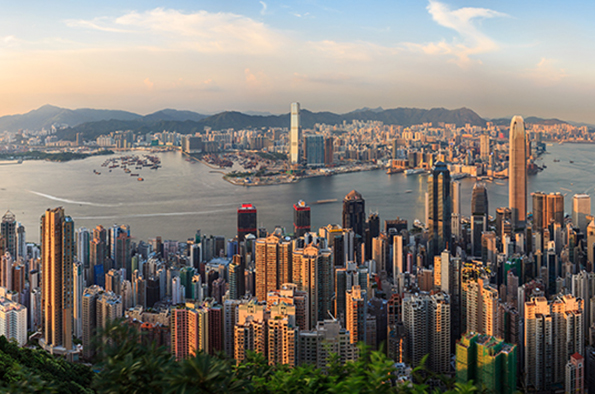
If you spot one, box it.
[404,168,426,176]
[313,199,338,204]
[137,177,144,181]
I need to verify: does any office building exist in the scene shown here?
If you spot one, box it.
[573,194,592,233]
[471,182,489,257]
[40,207,75,355]
[0,297,27,346]
[428,162,452,258]
[290,102,301,165]
[480,134,491,161]
[90,225,107,287]
[342,190,365,238]
[76,227,90,268]
[324,137,334,165]
[452,181,462,240]
[456,333,517,394]
[229,254,246,300]
[533,192,565,230]
[304,134,324,167]
[293,200,311,237]
[509,116,527,229]
[1,211,16,258]
[237,204,257,242]
[73,261,84,339]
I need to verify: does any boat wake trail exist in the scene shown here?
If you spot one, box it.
[73,208,234,220]
[29,191,123,207]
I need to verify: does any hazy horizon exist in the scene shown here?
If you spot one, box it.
[2,1,594,123]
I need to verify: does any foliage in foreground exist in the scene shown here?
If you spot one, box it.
[0,322,484,393]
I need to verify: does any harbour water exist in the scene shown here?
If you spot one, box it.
[1,143,593,243]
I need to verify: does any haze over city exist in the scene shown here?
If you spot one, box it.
[1,0,594,123]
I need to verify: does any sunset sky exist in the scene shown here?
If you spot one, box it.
[1,0,594,123]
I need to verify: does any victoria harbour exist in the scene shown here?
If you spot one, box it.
[3,143,590,243]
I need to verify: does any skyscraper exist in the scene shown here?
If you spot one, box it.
[342,190,365,238]
[480,134,491,161]
[290,102,301,165]
[1,211,16,258]
[345,285,366,344]
[456,333,517,394]
[293,200,311,237]
[509,116,527,229]
[237,203,257,242]
[573,194,591,233]
[471,183,489,257]
[40,207,75,355]
[428,162,451,258]
[229,254,246,300]
[304,134,324,167]
[255,233,292,302]
[532,192,564,230]
[452,181,462,240]
[89,225,107,287]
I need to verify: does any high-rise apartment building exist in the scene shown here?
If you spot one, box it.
[456,333,517,394]
[428,162,452,258]
[298,319,358,369]
[268,283,309,331]
[290,102,301,165]
[73,261,84,339]
[293,244,333,328]
[90,225,107,287]
[76,227,90,268]
[40,207,75,355]
[237,204,257,242]
[0,297,27,346]
[524,295,584,390]
[234,300,267,364]
[267,301,298,366]
[82,285,101,360]
[345,285,366,344]
[293,200,311,237]
[254,233,292,302]
[509,116,527,229]
[342,190,365,238]
[573,194,592,233]
[566,353,585,394]
[402,291,451,373]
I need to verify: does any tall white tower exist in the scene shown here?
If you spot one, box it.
[509,116,527,229]
[290,102,301,165]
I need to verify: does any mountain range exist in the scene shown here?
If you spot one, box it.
[0,104,583,141]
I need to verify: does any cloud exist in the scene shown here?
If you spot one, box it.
[259,1,267,16]
[405,0,507,66]
[144,78,154,90]
[67,8,282,54]
[524,58,568,85]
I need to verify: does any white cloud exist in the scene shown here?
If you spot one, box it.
[259,1,268,16]
[524,58,568,85]
[67,8,283,54]
[143,78,154,90]
[405,0,507,66]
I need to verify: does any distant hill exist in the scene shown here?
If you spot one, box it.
[142,109,208,122]
[490,116,569,126]
[56,106,489,141]
[0,104,141,132]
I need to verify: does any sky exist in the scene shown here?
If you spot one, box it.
[1,0,594,123]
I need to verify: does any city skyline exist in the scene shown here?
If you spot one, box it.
[1,1,595,123]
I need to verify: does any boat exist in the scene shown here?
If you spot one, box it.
[137,177,144,181]
[405,190,412,193]
[404,168,426,176]
[131,173,139,176]
[313,199,338,204]
[570,161,574,163]
[553,159,560,162]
